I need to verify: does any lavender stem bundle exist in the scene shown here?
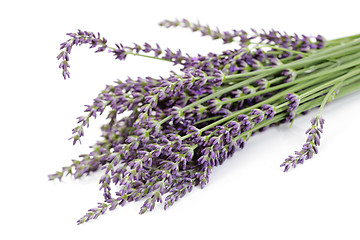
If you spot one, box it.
[51,19,360,224]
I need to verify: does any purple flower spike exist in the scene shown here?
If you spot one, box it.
[261,104,276,119]
[58,30,108,79]
[285,93,300,111]
[249,109,264,124]
[281,116,325,172]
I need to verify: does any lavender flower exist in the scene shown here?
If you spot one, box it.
[285,93,300,122]
[281,116,325,171]
[57,30,108,79]
[249,109,265,124]
[77,202,111,225]
[261,104,276,119]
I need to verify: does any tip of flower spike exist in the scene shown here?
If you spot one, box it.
[283,165,290,172]
[69,134,81,145]
[139,206,147,215]
[48,171,63,181]
[76,219,84,225]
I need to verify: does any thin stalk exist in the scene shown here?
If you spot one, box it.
[253,44,310,56]
[298,66,360,100]
[325,33,360,46]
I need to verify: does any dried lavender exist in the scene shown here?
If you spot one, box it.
[50,19,360,224]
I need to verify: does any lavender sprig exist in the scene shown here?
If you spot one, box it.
[159,18,325,50]
[280,72,352,172]
[281,116,324,172]
[57,30,108,79]
[57,30,192,80]
[77,202,110,225]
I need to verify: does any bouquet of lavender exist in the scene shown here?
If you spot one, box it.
[50,19,360,224]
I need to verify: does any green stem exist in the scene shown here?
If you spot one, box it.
[298,66,360,100]
[325,33,360,46]
[194,116,223,125]
[253,44,309,56]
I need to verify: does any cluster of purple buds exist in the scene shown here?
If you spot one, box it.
[281,69,296,83]
[281,116,325,171]
[57,30,108,79]
[261,104,276,119]
[285,93,300,122]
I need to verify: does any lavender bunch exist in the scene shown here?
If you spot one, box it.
[49,19,360,224]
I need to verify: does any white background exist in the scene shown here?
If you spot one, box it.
[1,0,360,239]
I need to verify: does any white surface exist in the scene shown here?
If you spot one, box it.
[1,0,360,239]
